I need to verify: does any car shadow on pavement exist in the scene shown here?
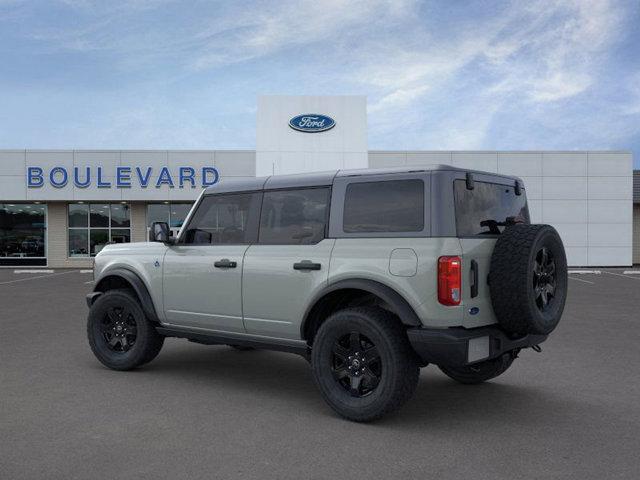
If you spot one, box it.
[125,342,589,429]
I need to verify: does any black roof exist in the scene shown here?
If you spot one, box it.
[204,165,521,195]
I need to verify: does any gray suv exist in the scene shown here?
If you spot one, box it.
[86,165,567,421]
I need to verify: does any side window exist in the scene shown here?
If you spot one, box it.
[343,179,424,233]
[182,193,260,245]
[259,188,330,245]
[454,180,530,236]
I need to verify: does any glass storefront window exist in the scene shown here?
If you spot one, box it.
[69,230,89,257]
[68,203,131,257]
[90,204,109,227]
[110,204,131,228]
[0,204,47,264]
[147,203,193,236]
[111,229,131,244]
[147,204,170,226]
[69,204,88,228]
[90,229,109,256]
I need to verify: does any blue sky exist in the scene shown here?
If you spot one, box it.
[1,0,639,167]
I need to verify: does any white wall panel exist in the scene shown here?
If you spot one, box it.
[588,247,632,266]
[588,152,632,176]
[451,152,498,172]
[256,95,367,176]
[26,150,73,169]
[215,151,256,177]
[520,176,543,200]
[542,200,587,224]
[552,224,588,247]
[0,150,26,175]
[406,152,452,165]
[588,176,633,200]
[543,177,587,200]
[168,151,215,177]
[121,151,167,170]
[0,176,27,199]
[26,182,73,201]
[587,200,631,223]
[528,200,543,223]
[369,152,405,168]
[74,151,120,177]
[497,152,543,177]
[73,179,122,201]
[168,187,205,201]
[565,247,588,266]
[344,152,368,170]
[542,152,587,176]
[588,224,632,247]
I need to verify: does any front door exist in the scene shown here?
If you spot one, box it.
[242,187,333,339]
[162,191,261,332]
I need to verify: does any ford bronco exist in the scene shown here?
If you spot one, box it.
[86,166,567,421]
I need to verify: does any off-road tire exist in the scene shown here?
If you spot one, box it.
[311,307,420,422]
[439,353,515,385]
[87,289,164,371]
[489,224,568,335]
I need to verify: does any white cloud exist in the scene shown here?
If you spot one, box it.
[1,0,636,154]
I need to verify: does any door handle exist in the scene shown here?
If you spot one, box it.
[470,259,479,298]
[293,261,321,271]
[214,259,237,269]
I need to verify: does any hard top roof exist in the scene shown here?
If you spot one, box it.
[204,164,521,194]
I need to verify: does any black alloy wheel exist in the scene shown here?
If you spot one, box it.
[101,306,138,353]
[331,332,382,397]
[533,247,556,312]
[311,307,419,422]
[87,289,164,371]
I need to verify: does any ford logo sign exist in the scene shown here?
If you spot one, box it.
[289,114,335,133]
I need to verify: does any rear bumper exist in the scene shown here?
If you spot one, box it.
[407,325,547,367]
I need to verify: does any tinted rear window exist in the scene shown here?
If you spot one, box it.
[454,180,529,236]
[343,180,424,233]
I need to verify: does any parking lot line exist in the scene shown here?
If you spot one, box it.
[603,271,640,281]
[13,269,54,274]
[623,270,640,275]
[568,270,601,274]
[569,276,594,284]
[0,270,78,286]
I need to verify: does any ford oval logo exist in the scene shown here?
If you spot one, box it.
[289,114,335,133]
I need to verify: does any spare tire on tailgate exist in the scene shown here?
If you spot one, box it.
[489,224,567,336]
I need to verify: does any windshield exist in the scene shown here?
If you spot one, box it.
[454,179,529,236]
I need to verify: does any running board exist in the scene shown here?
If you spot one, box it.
[156,326,311,359]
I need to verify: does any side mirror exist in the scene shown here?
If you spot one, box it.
[150,222,170,243]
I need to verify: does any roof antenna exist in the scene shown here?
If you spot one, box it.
[515,180,522,196]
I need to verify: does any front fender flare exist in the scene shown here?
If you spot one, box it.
[91,267,159,322]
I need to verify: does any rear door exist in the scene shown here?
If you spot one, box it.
[454,177,530,328]
[242,187,333,340]
[162,192,261,332]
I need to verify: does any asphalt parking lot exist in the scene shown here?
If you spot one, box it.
[1,268,640,479]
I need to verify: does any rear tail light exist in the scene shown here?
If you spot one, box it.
[438,256,461,306]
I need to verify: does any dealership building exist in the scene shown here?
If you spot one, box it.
[0,95,637,268]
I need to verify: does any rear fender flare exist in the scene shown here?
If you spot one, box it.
[301,278,422,339]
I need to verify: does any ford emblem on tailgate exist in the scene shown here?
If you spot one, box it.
[289,114,335,133]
